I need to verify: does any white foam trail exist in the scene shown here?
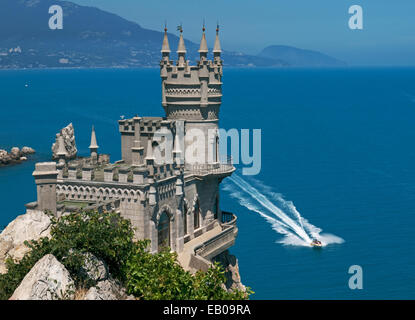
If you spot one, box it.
[225,174,344,247]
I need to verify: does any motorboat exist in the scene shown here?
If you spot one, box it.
[311,239,322,247]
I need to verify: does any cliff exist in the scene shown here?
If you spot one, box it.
[214,250,246,292]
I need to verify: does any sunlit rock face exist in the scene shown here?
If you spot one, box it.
[0,210,51,274]
[10,254,75,300]
[52,123,77,160]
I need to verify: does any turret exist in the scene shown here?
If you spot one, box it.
[89,125,99,164]
[56,134,68,165]
[198,25,208,61]
[176,25,186,67]
[33,162,58,216]
[160,25,171,108]
[213,24,222,64]
[161,25,171,62]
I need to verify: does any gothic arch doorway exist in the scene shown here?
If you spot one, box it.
[158,211,170,250]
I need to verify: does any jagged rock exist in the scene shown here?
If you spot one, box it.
[52,123,77,160]
[0,146,35,165]
[10,254,75,300]
[213,250,246,292]
[0,210,52,274]
[21,146,35,155]
[83,277,134,300]
[0,149,11,164]
[78,253,134,300]
[79,253,109,282]
[10,147,20,159]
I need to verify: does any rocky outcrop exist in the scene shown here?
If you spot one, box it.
[213,250,246,292]
[83,278,134,300]
[0,210,52,274]
[52,123,77,160]
[21,146,36,155]
[0,146,35,166]
[10,254,75,300]
[78,253,133,300]
[79,253,109,282]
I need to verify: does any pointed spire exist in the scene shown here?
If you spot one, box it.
[213,23,222,54]
[89,125,99,149]
[199,24,208,53]
[176,24,186,54]
[56,134,68,157]
[161,23,171,53]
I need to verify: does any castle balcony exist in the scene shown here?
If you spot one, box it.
[185,156,235,178]
[193,211,238,261]
[178,211,238,272]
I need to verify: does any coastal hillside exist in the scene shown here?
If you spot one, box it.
[0,0,285,68]
[258,45,346,67]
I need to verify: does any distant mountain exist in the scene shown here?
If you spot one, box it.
[258,45,346,67]
[0,0,286,69]
[0,0,346,69]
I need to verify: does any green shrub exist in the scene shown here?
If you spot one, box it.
[0,210,135,299]
[124,241,250,300]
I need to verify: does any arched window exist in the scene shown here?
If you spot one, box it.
[194,200,200,230]
[158,212,170,250]
[183,202,188,236]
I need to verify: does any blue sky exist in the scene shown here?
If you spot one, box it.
[71,0,415,66]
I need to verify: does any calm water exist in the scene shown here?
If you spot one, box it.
[1,67,415,299]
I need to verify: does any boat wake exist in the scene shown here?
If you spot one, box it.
[223,174,344,247]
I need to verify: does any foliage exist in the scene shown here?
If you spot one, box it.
[0,210,251,300]
[0,210,135,300]
[124,241,250,300]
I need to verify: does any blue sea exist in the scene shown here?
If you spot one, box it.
[1,67,415,299]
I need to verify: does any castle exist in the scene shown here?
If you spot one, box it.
[25,26,238,272]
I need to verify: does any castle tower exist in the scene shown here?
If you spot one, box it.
[89,125,99,163]
[160,25,223,165]
[33,162,58,216]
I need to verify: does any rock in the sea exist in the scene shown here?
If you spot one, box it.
[213,250,246,292]
[52,123,77,160]
[79,253,109,282]
[83,277,134,300]
[10,147,20,159]
[0,210,52,274]
[21,146,35,155]
[10,254,75,300]
[0,149,11,164]
[0,146,35,165]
